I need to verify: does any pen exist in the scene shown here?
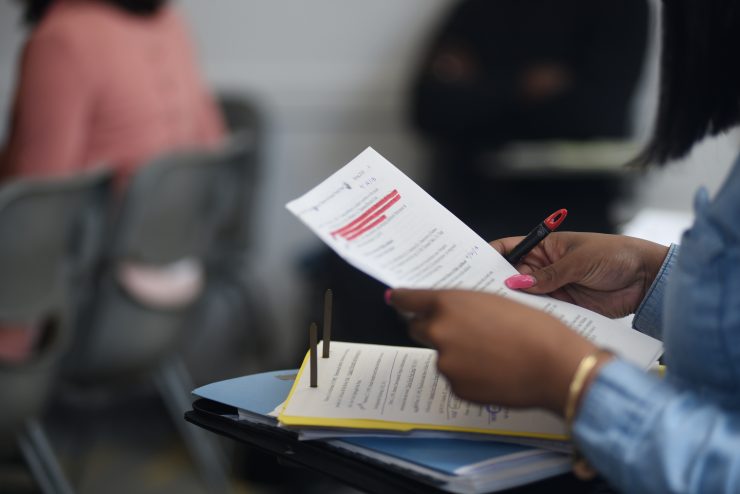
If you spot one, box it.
[504,209,567,265]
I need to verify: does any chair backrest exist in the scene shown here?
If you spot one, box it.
[66,141,255,378]
[0,168,112,326]
[218,92,263,144]
[109,143,247,264]
[110,151,214,264]
[209,132,258,255]
[0,168,112,433]
[217,93,263,242]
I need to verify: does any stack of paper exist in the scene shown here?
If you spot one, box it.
[193,371,571,494]
[278,341,571,442]
[331,437,570,494]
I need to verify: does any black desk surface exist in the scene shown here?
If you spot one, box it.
[186,398,615,494]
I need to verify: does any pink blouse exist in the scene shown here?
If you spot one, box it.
[0,0,225,362]
[2,0,224,184]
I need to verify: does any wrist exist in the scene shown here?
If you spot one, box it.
[563,349,613,481]
[540,333,597,414]
[637,239,670,298]
[541,339,614,417]
[563,350,614,429]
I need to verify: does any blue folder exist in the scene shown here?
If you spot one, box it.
[193,370,570,493]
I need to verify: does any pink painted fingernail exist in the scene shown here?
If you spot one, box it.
[505,274,536,289]
[384,288,393,305]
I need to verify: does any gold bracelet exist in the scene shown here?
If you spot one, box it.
[564,351,601,431]
[564,349,611,481]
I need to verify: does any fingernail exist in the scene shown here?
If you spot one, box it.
[384,288,392,305]
[505,274,536,289]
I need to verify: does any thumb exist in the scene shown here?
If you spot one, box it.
[387,288,439,316]
[506,255,583,295]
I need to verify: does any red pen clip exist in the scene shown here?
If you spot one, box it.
[544,209,568,231]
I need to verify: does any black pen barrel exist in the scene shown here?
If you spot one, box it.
[505,223,550,265]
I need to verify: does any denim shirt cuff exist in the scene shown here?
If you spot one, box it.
[572,359,669,488]
[632,243,679,339]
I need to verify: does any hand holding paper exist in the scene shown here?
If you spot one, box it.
[282,147,662,442]
[286,147,662,366]
[387,288,603,414]
[491,232,671,319]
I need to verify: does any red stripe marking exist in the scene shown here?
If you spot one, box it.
[330,189,399,237]
[345,215,387,241]
[339,193,401,238]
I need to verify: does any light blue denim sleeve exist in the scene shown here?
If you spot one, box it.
[631,243,680,339]
[572,157,740,493]
[573,360,740,493]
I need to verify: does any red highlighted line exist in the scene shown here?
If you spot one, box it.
[339,194,400,239]
[344,215,387,241]
[331,189,400,239]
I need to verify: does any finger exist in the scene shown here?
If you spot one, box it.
[505,253,585,295]
[516,264,535,275]
[387,288,439,315]
[407,314,433,347]
[489,236,525,255]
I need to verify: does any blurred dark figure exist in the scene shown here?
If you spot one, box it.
[308,0,649,350]
[411,0,649,238]
[0,0,225,363]
[413,0,647,147]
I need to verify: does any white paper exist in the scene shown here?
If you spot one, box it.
[282,341,569,438]
[286,147,662,366]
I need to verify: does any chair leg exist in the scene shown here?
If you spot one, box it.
[154,355,233,494]
[16,419,75,494]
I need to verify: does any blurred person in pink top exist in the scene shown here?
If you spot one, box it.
[0,0,226,362]
[2,0,225,183]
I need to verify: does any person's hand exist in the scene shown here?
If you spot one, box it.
[490,232,669,318]
[387,289,610,414]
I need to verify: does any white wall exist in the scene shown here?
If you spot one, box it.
[1,0,737,359]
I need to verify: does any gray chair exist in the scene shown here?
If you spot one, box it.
[199,132,275,367]
[67,141,254,376]
[211,94,276,371]
[216,93,263,265]
[213,95,262,279]
[0,168,113,494]
[64,141,255,493]
[218,92,263,142]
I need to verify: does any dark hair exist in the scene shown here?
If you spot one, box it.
[635,0,740,166]
[20,0,169,26]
